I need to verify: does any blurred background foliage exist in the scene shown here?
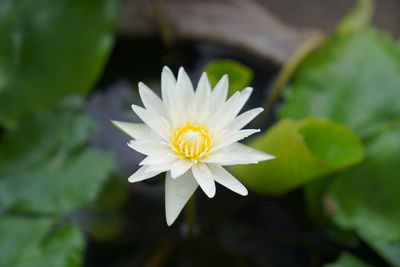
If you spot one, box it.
[1,0,400,266]
[0,0,117,266]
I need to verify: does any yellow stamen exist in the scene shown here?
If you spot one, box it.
[171,123,212,161]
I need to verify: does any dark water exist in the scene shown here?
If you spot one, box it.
[84,38,388,267]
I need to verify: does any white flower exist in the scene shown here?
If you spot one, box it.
[112,66,274,225]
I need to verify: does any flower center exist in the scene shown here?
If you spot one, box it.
[171,124,212,161]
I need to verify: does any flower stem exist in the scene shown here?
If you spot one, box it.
[251,34,327,128]
[184,194,197,238]
[264,34,327,111]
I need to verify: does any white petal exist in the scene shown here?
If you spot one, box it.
[209,88,253,132]
[161,66,176,102]
[213,129,260,150]
[161,66,177,122]
[145,162,175,173]
[111,121,153,140]
[177,67,194,96]
[138,82,166,116]
[128,166,162,183]
[192,163,215,198]
[229,107,263,130]
[208,91,240,131]
[208,164,248,196]
[232,87,253,117]
[193,73,211,123]
[139,155,177,166]
[203,142,275,165]
[210,74,228,111]
[170,159,193,178]
[172,67,195,125]
[231,142,275,162]
[128,139,170,156]
[131,104,170,140]
[165,171,198,226]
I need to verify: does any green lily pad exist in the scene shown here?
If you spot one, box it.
[0,0,117,127]
[205,59,253,96]
[0,149,113,215]
[0,216,83,267]
[327,126,400,242]
[0,107,98,176]
[0,108,114,215]
[279,29,400,138]
[325,252,371,267]
[304,178,357,244]
[234,117,364,195]
[360,230,400,267]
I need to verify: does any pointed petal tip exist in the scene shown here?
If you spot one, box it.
[131,104,139,112]
[165,171,198,227]
[162,65,172,72]
[243,87,253,93]
[110,119,128,129]
[166,214,176,226]
[178,66,185,73]
[240,188,249,196]
[205,192,216,198]
[257,153,276,162]
[127,177,136,183]
[204,188,216,198]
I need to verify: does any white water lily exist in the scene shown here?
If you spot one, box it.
[112,66,274,225]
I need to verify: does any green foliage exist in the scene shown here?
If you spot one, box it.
[235,118,364,195]
[0,108,98,175]
[360,231,400,267]
[73,178,128,242]
[336,0,373,36]
[328,126,400,241]
[0,216,83,267]
[325,252,371,267]
[76,209,123,242]
[205,59,253,96]
[0,0,117,265]
[279,29,400,137]
[326,127,400,265]
[277,1,400,264]
[0,0,117,127]
[0,108,114,215]
[304,178,357,244]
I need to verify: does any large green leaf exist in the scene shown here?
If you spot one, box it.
[325,252,371,267]
[0,149,113,215]
[360,231,400,267]
[0,0,117,127]
[279,29,400,137]
[0,216,84,267]
[234,118,364,195]
[0,107,98,176]
[304,178,357,244]
[327,126,400,242]
[205,59,253,97]
[0,108,114,215]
